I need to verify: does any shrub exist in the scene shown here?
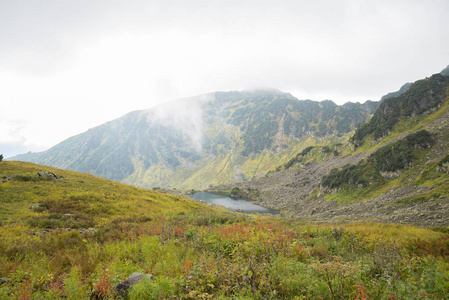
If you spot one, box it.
[369,130,434,172]
[282,146,315,170]
[322,163,381,189]
[322,130,434,189]
[64,266,89,300]
[129,276,175,300]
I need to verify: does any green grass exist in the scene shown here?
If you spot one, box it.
[1,161,449,299]
[394,196,428,205]
[324,182,390,204]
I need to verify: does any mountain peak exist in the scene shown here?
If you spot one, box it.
[440,64,449,76]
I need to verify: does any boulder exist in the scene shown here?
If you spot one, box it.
[35,170,60,180]
[114,272,153,298]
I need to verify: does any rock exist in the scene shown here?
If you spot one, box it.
[114,273,153,298]
[30,204,39,210]
[82,228,97,235]
[35,170,60,180]
[380,170,402,180]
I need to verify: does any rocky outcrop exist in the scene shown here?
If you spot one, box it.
[35,170,60,180]
[114,273,153,299]
[0,170,61,184]
[379,170,402,180]
[437,162,449,174]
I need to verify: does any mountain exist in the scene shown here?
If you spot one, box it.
[380,82,413,101]
[441,64,449,76]
[351,73,448,144]
[208,71,449,227]
[12,90,375,189]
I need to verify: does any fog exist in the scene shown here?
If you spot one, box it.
[144,94,214,152]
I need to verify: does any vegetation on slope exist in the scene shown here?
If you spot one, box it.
[224,93,371,156]
[322,130,435,190]
[275,143,346,173]
[1,161,449,299]
[351,74,448,146]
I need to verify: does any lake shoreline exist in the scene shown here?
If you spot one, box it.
[191,192,279,215]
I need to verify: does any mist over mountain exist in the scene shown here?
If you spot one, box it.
[12,90,374,189]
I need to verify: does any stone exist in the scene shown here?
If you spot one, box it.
[114,272,153,298]
[82,228,97,235]
[35,170,59,180]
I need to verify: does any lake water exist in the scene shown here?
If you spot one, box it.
[191,192,279,214]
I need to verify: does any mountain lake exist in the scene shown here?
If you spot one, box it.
[191,192,279,214]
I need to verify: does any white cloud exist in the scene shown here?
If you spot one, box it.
[0,0,448,157]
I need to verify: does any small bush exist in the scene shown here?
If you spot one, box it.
[129,276,175,300]
[322,163,382,189]
[370,130,434,172]
[64,266,89,300]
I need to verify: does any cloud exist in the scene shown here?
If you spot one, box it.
[0,118,30,158]
[0,118,26,145]
[144,94,214,152]
[0,0,448,157]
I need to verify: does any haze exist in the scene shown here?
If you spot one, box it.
[1,0,448,158]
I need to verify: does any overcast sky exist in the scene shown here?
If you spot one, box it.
[1,0,448,158]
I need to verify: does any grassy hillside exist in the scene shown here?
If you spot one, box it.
[1,161,449,299]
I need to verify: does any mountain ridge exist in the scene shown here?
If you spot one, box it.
[12,90,375,189]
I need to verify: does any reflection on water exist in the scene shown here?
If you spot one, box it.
[191,192,278,214]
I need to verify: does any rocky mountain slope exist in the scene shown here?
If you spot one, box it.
[208,70,449,227]
[12,90,375,189]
